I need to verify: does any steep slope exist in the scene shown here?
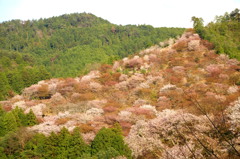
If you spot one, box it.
[1,30,240,158]
[0,13,184,100]
[0,13,184,77]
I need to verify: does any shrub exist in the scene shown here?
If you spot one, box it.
[78,93,95,101]
[86,108,104,116]
[149,54,158,62]
[74,82,90,93]
[201,39,214,50]
[79,123,95,133]
[229,73,240,85]
[169,75,182,84]
[99,72,121,85]
[71,92,95,102]
[50,92,66,105]
[99,64,112,73]
[125,58,143,69]
[136,88,151,97]
[104,114,118,124]
[228,86,239,94]
[205,64,222,77]
[129,107,154,119]
[160,84,176,93]
[104,81,118,86]
[70,93,81,102]
[172,40,188,51]
[57,83,74,96]
[188,40,200,51]
[37,84,51,99]
[120,121,132,136]
[103,106,118,113]
[65,78,78,87]
[55,117,70,125]
[89,82,102,92]
[104,101,122,108]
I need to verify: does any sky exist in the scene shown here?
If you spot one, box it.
[0,0,239,28]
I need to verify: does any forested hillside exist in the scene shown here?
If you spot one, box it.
[1,29,240,158]
[192,8,240,59]
[0,13,184,100]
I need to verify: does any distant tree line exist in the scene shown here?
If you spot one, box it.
[192,8,240,59]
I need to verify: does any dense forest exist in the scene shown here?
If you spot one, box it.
[0,13,184,100]
[192,8,240,59]
[0,106,131,159]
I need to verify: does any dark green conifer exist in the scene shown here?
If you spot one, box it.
[24,109,38,126]
[68,127,89,158]
[2,112,18,134]
[91,127,132,158]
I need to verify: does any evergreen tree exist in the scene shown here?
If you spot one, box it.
[2,112,18,135]
[23,133,47,158]
[0,105,5,116]
[11,106,25,127]
[91,127,132,158]
[96,147,120,159]
[6,70,24,93]
[0,72,11,100]
[0,117,5,137]
[24,109,37,126]
[44,132,59,158]
[68,127,89,158]
[56,127,71,158]
[0,106,6,136]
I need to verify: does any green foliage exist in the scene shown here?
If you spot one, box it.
[0,147,7,159]
[24,109,38,126]
[68,127,90,158]
[0,13,184,100]
[0,105,5,116]
[0,128,33,158]
[96,147,120,159]
[0,125,132,158]
[191,16,205,37]
[22,133,47,158]
[11,106,24,127]
[21,127,91,159]
[2,112,18,134]
[0,107,38,137]
[91,126,132,158]
[0,49,51,100]
[0,72,11,100]
[192,8,240,59]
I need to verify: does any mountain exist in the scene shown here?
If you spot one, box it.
[1,29,240,158]
[0,13,184,100]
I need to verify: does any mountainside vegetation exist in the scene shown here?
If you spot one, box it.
[1,10,240,159]
[1,29,240,158]
[192,8,240,59]
[0,13,184,100]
